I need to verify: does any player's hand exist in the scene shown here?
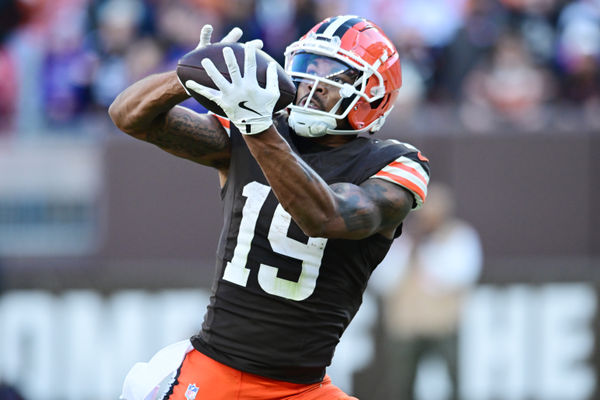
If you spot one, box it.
[185,44,280,135]
[179,25,264,95]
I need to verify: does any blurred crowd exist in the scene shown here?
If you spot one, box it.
[0,0,599,135]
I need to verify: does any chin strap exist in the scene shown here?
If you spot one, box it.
[289,109,387,137]
[288,110,336,137]
[369,114,387,132]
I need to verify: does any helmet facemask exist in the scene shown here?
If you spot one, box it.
[285,32,390,137]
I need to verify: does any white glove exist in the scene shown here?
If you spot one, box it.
[179,25,263,95]
[185,44,280,135]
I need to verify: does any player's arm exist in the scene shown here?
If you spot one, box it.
[242,128,414,239]
[108,25,260,177]
[108,71,230,171]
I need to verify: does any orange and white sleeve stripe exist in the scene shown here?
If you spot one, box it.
[209,112,231,135]
[370,156,430,209]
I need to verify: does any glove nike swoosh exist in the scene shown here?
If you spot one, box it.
[238,101,262,116]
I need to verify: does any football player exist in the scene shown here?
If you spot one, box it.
[110,15,430,400]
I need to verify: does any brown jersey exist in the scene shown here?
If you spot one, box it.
[191,114,430,383]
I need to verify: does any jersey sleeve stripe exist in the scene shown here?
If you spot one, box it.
[371,171,427,207]
[208,112,231,134]
[373,169,427,198]
[214,115,231,129]
[386,160,428,185]
[368,154,430,209]
[396,156,429,178]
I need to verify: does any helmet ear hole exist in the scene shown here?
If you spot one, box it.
[370,94,389,110]
[339,95,357,115]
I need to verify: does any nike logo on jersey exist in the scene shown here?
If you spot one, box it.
[238,101,262,116]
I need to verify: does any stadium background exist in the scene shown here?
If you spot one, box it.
[0,0,598,399]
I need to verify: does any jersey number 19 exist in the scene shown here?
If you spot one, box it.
[222,181,328,301]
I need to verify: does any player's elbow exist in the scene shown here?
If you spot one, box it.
[280,198,335,238]
[108,96,144,137]
[296,213,368,239]
[299,221,328,238]
[317,204,382,239]
[289,211,331,238]
[108,98,129,131]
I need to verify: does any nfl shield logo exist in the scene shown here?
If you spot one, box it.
[184,383,199,400]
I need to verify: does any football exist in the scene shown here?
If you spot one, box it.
[177,43,296,117]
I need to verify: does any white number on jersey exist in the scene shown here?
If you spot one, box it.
[222,181,328,301]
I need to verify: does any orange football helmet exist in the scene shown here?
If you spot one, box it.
[284,15,402,137]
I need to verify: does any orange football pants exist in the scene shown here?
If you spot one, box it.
[164,349,358,400]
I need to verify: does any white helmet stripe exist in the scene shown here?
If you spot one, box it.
[322,15,359,38]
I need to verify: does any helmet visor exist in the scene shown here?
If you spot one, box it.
[288,52,358,81]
